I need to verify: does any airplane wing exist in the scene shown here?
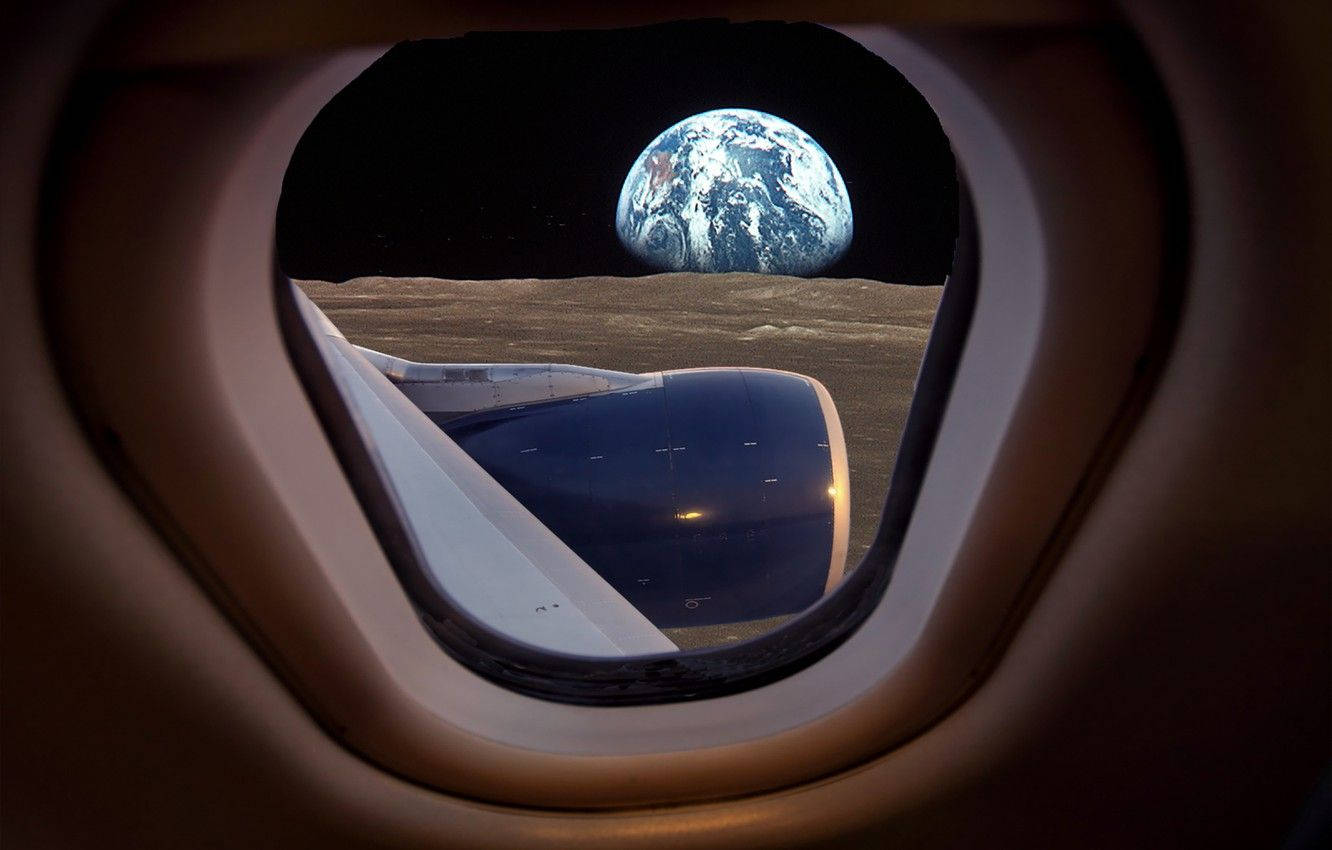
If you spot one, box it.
[292,286,679,656]
[292,282,850,651]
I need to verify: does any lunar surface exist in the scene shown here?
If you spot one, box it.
[299,273,940,584]
[616,109,853,276]
[300,273,939,649]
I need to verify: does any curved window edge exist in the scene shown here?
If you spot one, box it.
[272,179,977,706]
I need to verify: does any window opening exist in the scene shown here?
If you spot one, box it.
[276,19,964,698]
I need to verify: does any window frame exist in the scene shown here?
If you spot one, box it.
[40,24,1180,808]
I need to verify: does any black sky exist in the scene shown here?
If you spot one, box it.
[276,20,958,284]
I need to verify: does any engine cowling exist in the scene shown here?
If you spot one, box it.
[438,367,849,628]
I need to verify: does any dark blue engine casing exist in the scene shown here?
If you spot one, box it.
[438,368,843,629]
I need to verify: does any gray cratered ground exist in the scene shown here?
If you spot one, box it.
[298,272,941,646]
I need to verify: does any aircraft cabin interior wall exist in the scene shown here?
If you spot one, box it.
[2,1,1328,848]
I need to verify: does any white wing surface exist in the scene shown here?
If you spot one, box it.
[292,286,677,656]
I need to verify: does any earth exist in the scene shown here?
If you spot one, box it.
[616,109,853,276]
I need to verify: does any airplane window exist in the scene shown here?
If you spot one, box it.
[275,20,964,695]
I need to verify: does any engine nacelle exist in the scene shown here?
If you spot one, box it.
[438,367,849,628]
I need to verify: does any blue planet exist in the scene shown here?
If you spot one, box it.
[616,108,853,276]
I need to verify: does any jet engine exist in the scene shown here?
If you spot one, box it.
[367,353,851,629]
